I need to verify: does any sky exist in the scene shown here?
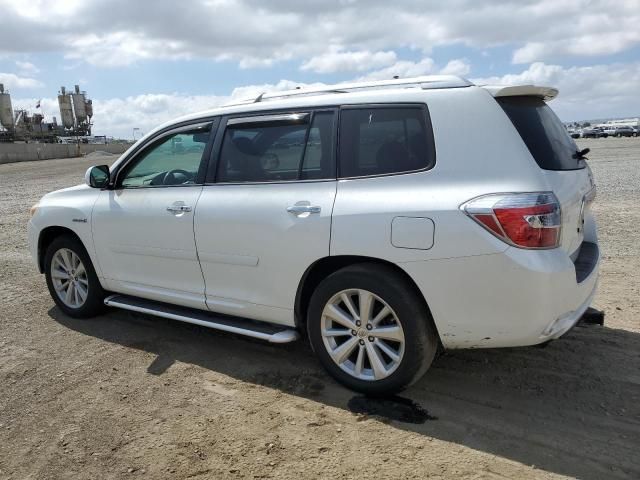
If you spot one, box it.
[1,0,639,138]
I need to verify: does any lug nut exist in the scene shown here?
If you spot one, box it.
[355,320,361,327]
[351,330,357,336]
[359,339,365,345]
[368,336,374,342]
[366,324,372,330]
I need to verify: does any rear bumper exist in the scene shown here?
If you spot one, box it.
[400,241,600,349]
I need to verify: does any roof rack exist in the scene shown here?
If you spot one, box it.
[226,75,473,107]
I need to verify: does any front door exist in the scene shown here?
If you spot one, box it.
[194,110,337,325]
[92,121,215,309]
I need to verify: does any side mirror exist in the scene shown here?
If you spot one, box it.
[85,165,110,188]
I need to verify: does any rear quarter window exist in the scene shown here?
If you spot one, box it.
[338,106,435,178]
[497,96,585,171]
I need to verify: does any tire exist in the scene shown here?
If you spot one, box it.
[307,263,438,395]
[44,234,106,318]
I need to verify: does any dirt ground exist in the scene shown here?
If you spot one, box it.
[0,139,638,479]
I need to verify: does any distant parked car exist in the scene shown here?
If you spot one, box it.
[569,131,581,139]
[613,126,635,137]
[581,127,607,138]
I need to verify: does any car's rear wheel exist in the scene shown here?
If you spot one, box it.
[44,235,106,318]
[307,263,438,395]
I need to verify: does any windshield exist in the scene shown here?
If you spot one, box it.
[497,96,585,171]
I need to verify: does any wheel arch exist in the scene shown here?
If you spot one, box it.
[37,226,85,273]
[294,255,440,340]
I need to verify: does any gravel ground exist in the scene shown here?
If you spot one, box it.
[0,139,639,479]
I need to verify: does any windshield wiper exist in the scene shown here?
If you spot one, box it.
[575,147,590,159]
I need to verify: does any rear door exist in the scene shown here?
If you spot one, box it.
[193,110,337,326]
[496,96,595,256]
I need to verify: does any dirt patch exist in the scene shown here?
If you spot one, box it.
[0,138,639,479]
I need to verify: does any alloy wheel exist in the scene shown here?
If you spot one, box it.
[320,289,405,381]
[50,248,88,308]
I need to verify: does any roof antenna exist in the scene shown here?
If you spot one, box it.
[254,92,265,103]
[295,86,301,90]
[393,75,400,79]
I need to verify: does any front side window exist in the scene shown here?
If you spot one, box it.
[120,125,212,187]
[339,107,434,178]
[217,111,335,182]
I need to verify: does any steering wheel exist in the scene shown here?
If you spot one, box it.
[162,169,192,185]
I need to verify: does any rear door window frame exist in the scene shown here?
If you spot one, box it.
[205,107,339,185]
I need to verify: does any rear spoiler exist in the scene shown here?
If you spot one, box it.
[481,85,559,101]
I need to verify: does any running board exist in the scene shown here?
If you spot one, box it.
[104,294,299,343]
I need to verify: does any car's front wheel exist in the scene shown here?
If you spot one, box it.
[44,235,106,318]
[307,263,438,395]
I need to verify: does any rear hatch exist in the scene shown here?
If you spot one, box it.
[495,94,595,256]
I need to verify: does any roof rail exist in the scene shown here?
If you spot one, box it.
[226,75,473,106]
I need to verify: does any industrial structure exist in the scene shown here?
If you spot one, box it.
[0,84,93,143]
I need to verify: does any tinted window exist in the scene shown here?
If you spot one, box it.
[339,107,434,178]
[217,111,335,182]
[497,96,585,171]
[120,125,211,187]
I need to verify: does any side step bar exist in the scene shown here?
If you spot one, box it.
[104,294,299,343]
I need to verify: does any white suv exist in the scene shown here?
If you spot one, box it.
[28,76,599,394]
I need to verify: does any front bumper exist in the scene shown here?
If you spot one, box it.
[27,219,40,272]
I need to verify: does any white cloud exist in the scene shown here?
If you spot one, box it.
[0,0,638,68]
[355,57,471,81]
[15,61,40,75]
[356,58,436,81]
[512,27,640,64]
[301,48,397,73]
[0,72,43,89]
[439,59,471,76]
[227,79,329,101]
[64,32,191,67]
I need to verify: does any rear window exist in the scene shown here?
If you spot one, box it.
[497,96,585,171]
[339,107,435,178]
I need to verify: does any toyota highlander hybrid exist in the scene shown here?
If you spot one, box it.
[28,76,599,394]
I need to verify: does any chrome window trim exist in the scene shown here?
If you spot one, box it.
[227,112,310,127]
[203,178,337,187]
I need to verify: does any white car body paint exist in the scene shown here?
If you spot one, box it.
[28,78,599,349]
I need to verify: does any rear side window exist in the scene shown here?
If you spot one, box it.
[497,96,585,171]
[217,111,335,183]
[339,107,434,178]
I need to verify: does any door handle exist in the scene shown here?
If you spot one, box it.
[166,205,192,213]
[287,205,321,214]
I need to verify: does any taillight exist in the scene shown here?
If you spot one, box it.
[462,192,561,249]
